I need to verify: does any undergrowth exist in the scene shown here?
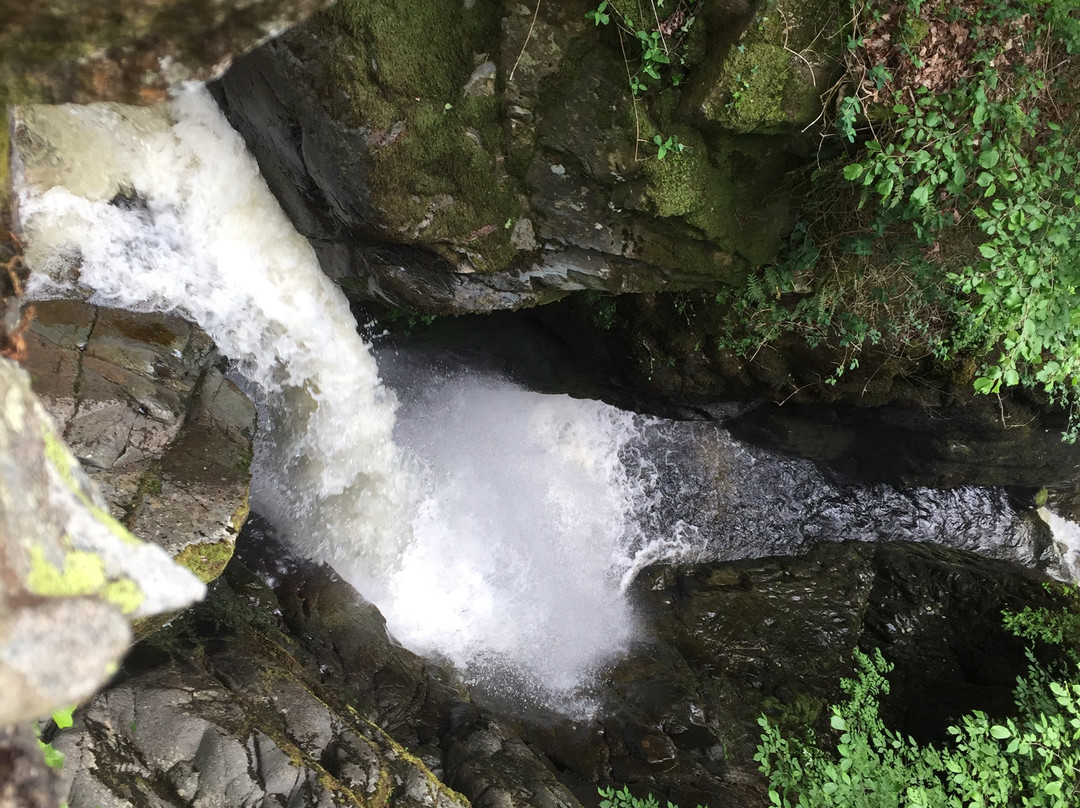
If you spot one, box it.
[757,588,1080,806]
[586,0,699,159]
[720,0,1080,433]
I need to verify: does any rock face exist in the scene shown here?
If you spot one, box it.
[52,522,1057,808]
[0,357,206,727]
[0,0,334,108]
[514,292,1080,495]
[51,519,568,808]
[209,0,838,313]
[22,301,256,583]
[568,541,1053,807]
[725,397,1080,494]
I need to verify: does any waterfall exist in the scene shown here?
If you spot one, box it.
[15,88,410,598]
[14,84,1066,710]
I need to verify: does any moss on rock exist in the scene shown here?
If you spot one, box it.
[173,539,236,584]
[312,0,521,273]
[705,42,810,132]
[700,0,843,133]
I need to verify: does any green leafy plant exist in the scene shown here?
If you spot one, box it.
[37,705,74,770]
[726,68,756,112]
[586,0,612,25]
[597,785,706,808]
[1004,584,1080,659]
[757,647,1080,807]
[718,0,1080,417]
[584,0,698,159]
[653,133,685,159]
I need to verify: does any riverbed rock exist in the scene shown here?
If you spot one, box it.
[522,541,1057,808]
[22,301,256,584]
[0,358,205,727]
[50,520,1058,808]
[208,0,828,314]
[50,519,570,808]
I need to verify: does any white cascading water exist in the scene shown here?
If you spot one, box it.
[15,88,412,602]
[14,85,683,705]
[15,84,1074,709]
[377,367,694,696]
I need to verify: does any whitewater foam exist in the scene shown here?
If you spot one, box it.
[375,368,695,696]
[15,88,410,593]
[14,88,674,705]
[14,85,1066,711]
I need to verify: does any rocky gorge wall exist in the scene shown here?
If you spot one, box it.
[206,0,1080,498]
[3,1,1080,807]
[209,0,837,312]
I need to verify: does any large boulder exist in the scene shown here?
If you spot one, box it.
[22,301,255,584]
[208,0,836,313]
[0,358,205,727]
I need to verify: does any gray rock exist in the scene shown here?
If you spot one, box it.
[51,523,475,808]
[23,302,256,583]
[0,0,335,107]
[207,0,799,314]
[0,358,205,726]
[463,61,498,98]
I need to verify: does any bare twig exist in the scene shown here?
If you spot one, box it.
[509,0,543,84]
[618,28,643,162]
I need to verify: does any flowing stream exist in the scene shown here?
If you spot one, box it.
[13,85,1074,709]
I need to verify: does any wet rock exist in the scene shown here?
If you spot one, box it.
[515,541,1056,808]
[54,520,1060,808]
[530,291,1080,494]
[725,397,1080,493]
[0,358,204,726]
[443,705,582,808]
[0,0,334,107]
[208,0,808,313]
[51,519,568,808]
[23,301,255,583]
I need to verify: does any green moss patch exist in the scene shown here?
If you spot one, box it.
[313,0,520,272]
[27,545,145,614]
[701,0,844,133]
[704,42,816,133]
[637,123,790,266]
[173,540,235,584]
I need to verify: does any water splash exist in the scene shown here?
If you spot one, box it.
[373,367,691,697]
[14,86,1063,712]
[15,88,410,595]
[1041,508,1080,582]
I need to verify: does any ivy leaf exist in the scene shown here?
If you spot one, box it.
[37,740,65,770]
[52,706,75,729]
[843,164,865,181]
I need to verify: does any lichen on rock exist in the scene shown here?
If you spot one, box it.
[0,358,205,726]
